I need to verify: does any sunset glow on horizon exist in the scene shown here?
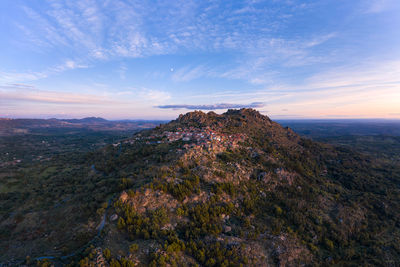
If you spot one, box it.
[1,0,400,120]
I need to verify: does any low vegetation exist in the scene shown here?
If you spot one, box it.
[1,109,400,266]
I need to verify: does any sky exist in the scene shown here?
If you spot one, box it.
[0,0,400,120]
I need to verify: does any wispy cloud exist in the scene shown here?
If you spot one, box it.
[0,84,117,105]
[0,59,88,83]
[364,0,396,13]
[304,60,400,89]
[139,89,171,103]
[0,71,48,83]
[0,83,182,119]
[214,32,338,84]
[14,1,333,64]
[117,64,127,80]
[304,33,337,48]
[157,102,264,110]
[165,59,400,118]
[171,65,215,82]
[7,1,342,88]
[55,60,89,72]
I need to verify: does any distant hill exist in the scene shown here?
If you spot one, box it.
[60,117,109,123]
[0,117,166,136]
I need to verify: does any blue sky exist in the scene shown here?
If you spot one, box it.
[0,0,400,119]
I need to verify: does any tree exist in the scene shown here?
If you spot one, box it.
[103,248,111,261]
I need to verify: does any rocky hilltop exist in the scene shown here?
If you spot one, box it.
[81,109,400,266]
[6,109,400,266]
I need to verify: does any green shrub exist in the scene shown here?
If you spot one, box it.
[129,243,139,253]
[103,248,111,261]
[324,238,334,250]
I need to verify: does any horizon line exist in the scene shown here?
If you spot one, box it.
[2,116,400,122]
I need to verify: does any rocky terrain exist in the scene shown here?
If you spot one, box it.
[2,109,400,266]
[81,109,400,266]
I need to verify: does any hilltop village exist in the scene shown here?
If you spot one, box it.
[117,126,246,152]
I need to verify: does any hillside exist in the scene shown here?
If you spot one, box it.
[2,109,400,266]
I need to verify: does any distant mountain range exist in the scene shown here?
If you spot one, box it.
[58,117,109,123]
[0,117,167,136]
